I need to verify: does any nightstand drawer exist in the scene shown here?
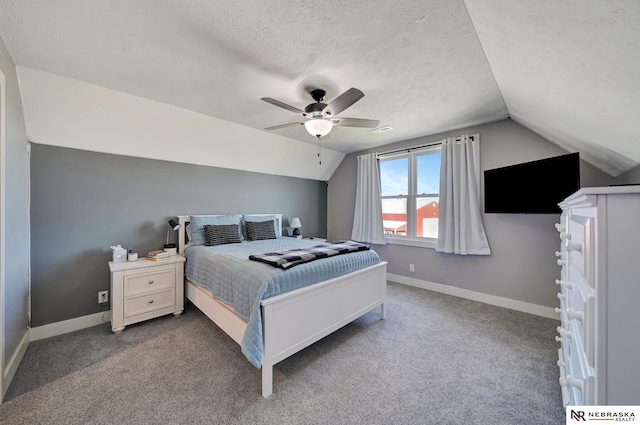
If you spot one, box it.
[124,289,176,318]
[124,268,175,296]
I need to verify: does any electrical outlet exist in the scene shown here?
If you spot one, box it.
[98,290,109,304]
[409,264,415,272]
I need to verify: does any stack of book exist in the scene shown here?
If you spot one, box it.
[145,250,172,261]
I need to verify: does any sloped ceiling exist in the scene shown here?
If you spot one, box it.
[0,0,638,177]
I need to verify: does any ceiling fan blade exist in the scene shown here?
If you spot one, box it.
[322,88,364,117]
[331,117,380,128]
[261,97,306,115]
[264,122,305,130]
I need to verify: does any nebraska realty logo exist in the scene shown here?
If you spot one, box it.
[567,406,638,422]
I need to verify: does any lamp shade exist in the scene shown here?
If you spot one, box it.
[290,217,302,228]
[304,119,333,137]
[168,219,180,231]
[165,218,181,249]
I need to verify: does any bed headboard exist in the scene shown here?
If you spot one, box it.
[177,214,283,256]
[177,215,191,256]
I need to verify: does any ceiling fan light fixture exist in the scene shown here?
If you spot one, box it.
[304,118,333,137]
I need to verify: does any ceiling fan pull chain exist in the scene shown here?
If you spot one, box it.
[317,136,322,165]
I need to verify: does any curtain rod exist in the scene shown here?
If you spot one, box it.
[377,135,475,157]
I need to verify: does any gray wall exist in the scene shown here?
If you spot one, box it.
[0,38,30,391]
[617,164,640,184]
[328,118,616,308]
[30,144,327,327]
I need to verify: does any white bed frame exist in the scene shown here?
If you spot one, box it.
[177,214,387,397]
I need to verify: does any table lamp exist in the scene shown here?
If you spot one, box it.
[290,217,302,238]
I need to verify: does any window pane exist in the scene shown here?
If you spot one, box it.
[416,197,439,238]
[380,157,408,196]
[416,152,441,195]
[382,198,407,236]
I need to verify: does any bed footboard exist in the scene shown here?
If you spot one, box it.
[260,261,387,397]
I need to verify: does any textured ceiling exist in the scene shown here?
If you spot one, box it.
[0,0,638,176]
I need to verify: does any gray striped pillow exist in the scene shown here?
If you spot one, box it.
[203,224,242,246]
[245,220,276,241]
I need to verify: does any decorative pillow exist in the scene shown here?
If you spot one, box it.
[203,224,242,246]
[245,220,276,241]
[189,214,242,246]
[242,214,281,239]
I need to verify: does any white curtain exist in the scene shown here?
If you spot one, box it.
[436,135,491,255]
[351,153,386,244]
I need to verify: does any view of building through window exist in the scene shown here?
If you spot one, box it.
[380,148,441,239]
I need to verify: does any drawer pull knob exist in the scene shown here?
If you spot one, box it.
[555,336,563,342]
[559,231,571,241]
[567,309,583,322]
[555,251,562,257]
[148,280,154,284]
[557,360,566,367]
[557,259,565,266]
[555,308,562,313]
[555,280,572,289]
[557,293,566,300]
[565,241,582,252]
[559,376,584,390]
[148,299,154,304]
[556,326,572,338]
[555,223,566,232]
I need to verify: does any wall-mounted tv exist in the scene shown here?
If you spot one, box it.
[484,153,580,214]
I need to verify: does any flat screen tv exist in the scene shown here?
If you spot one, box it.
[484,153,580,214]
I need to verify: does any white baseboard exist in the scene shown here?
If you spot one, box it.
[3,330,29,399]
[2,312,109,400]
[29,311,110,342]
[387,273,559,320]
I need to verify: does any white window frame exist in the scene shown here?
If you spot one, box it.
[379,134,480,249]
[380,145,441,249]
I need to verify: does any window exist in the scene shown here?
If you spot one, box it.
[380,146,441,247]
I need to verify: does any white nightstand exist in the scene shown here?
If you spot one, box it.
[304,237,327,242]
[108,255,186,334]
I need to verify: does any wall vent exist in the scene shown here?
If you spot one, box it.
[369,125,394,134]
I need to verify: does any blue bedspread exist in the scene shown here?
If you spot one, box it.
[184,238,381,368]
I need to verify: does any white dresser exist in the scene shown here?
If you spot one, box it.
[555,186,640,406]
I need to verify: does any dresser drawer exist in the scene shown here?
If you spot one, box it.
[124,268,176,296]
[566,280,595,367]
[567,210,595,288]
[124,288,176,318]
[556,289,569,321]
[557,348,570,406]
[556,275,595,367]
[562,321,595,405]
[557,326,584,406]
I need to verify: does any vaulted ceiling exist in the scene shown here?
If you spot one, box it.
[0,0,638,177]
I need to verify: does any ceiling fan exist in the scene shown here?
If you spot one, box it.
[261,87,379,138]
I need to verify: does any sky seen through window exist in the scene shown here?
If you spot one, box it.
[380,152,441,196]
